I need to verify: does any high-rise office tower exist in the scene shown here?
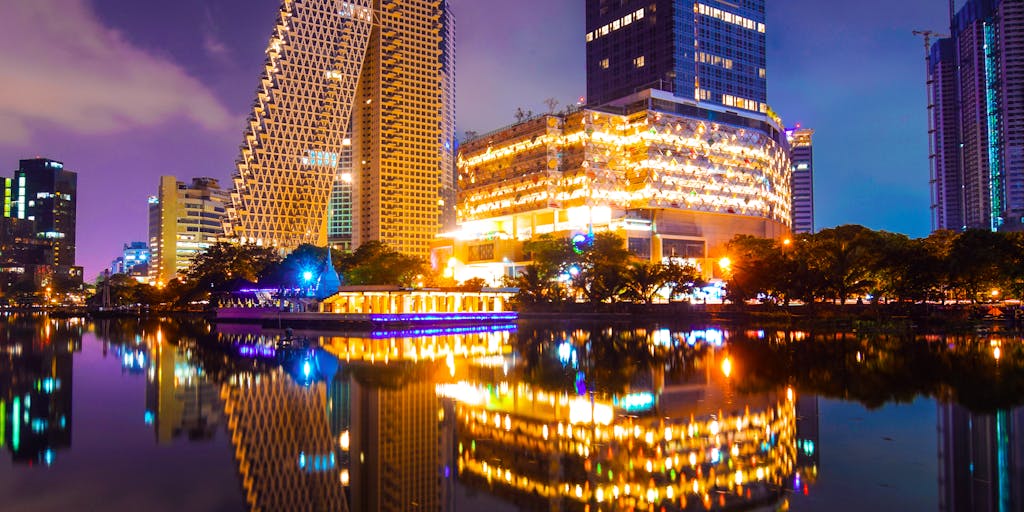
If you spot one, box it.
[788,127,815,234]
[12,158,77,267]
[930,0,1024,232]
[226,0,456,256]
[439,2,458,233]
[586,0,766,110]
[148,177,228,284]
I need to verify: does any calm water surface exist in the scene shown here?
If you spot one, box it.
[0,317,1021,511]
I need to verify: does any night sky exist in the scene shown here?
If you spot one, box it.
[0,0,950,278]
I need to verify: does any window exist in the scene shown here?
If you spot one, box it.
[600,58,609,69]
[628,237,651,259]
[634,55,645,68]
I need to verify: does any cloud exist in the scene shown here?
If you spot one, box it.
[0,0,233,145]
[202,5,232,63]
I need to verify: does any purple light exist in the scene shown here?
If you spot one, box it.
[370,312,518,323]
[371,323,517,339]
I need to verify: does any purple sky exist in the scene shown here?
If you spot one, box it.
[0,0,949,279]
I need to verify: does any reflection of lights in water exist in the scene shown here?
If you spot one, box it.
[994,346,1002,360]
[340,431,350,451]
[340,469,350,485]
[302,360,311,378]
[721,357,733,377]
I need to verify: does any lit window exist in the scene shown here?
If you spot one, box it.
[600,58,609,69]
[634,56,645,68]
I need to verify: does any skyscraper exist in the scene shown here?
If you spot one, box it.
[12,158,77,267]
[788,127,815,234]
[586,0,766,111]
[148,177,228,284]
[930,38,963,231]
[930,0,1024,232]
[226,0,456,257]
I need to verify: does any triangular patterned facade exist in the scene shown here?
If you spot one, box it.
[226,0,455,257]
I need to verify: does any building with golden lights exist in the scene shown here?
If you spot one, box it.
[440,89,791,283]
[226,0,456,256]
[148,176,228,285]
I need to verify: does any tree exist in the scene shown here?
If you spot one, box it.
[183,242,282,303]
[806,225,880,304]
[570,232,631,303]
[342,241,426,286]
[543,97,560,114]
[622,262,666,304]
[725,235,781,303]
[948,229,1013,302]
[508,265,564,305]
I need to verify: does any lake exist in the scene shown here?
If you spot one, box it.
[0,316,1020,511]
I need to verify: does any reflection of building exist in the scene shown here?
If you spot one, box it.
[148,176,227,284]
[225,0,456,256]
[145,340,223,443]
[794,395,820,491]
[0,320,82,466]
[938,403,1024,511]
[444,328,796,511]
[221,374,347,511]
[349,365,452,511]
[446,93,790,283]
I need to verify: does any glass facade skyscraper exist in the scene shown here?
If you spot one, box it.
[12,158,77,268]
[930,0,1024,232]
[586,0,766,111]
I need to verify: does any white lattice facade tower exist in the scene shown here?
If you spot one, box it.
[227,0,454,256]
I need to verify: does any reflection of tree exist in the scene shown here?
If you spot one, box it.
[729,332,1024,412]
[512,326,663,396]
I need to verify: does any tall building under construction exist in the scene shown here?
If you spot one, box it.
[928,0,1024,232]
[226,0,456,256]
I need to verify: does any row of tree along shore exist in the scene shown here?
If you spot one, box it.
[86,225,1024,322]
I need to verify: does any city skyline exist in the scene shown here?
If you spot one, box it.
[0,0,948,277]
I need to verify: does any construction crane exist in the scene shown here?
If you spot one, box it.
[913,29,949,231]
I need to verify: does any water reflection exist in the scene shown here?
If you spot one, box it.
[0,318,1022,510]
[938,404,1024,511]
[0,316,82,466]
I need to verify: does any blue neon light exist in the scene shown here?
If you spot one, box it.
[237,344,277,358]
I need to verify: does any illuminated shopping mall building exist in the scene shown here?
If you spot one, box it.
[226,0,456,256]
[439,0,790,283]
